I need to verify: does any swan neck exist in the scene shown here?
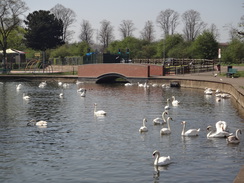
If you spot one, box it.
[182,123,185,135]
[167,118,170,130]
[236,130,240,139]
[154,152,160,165]
[162,112,166,122]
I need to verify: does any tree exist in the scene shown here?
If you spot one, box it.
[156,9,179,38]
[118,20,136,39]
[98,20,114,51]
[208,23,219,40]
[182,9,206,41]
[79,19,94,45]
[50,4,76,43]
[190,31,218,59]
[24,10,64,51]
[222,39,244,64]
[0,0,28,71]
[140,20,155,43]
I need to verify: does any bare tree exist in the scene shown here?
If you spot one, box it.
[50,4,76,42]
[0,0,28,71]
[156,9,179,38]
[182,9,206,41]
[140,20,155,43]
[119,20,136,39]
[79,19,94,45]
[206,23,219,40]
[98,20,114,50]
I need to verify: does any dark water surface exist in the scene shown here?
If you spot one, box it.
[0,81,243,183]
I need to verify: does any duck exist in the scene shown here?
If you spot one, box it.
[172,96,180,106]
[206,125,233,138]
[23,93,30,100]
[152,150,171,166]
[153,111,168,125]
[94,103,106,116]
[160,117,173,135]
[27,119,47,126]
[164,98,171,110]
[226,129,242,144]
[139,118,148,132]
[181,121,200,136]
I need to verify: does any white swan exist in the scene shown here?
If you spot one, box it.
[152,150,171,166]
[139,118,148,132]
[215,121,228,132]
[137,82,144,87]
[206,125,233,138]
[39,81,47,88]
[172,96,180,106]
[23,93,30,100]
[164,98,170,110]
[80,90,86,97]
[124,83,133,86]
[226,129,242,144]
[153,111,168,125]
[59,90,64,98]
[204,88,213,95]
[27,119,47,126]
[94,103,106,116]
[58,81,63,86]
[160,117,173,135]
[181,121,200,136]
[16,84,22,90]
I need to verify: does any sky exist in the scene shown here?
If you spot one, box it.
[23,0,243,43]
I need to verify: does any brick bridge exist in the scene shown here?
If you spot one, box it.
[78,63,164,83]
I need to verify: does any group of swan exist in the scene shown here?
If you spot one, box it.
[206,121,233,138]
[204,88,231,99]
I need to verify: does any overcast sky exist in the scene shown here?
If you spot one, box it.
[23,0,243,43]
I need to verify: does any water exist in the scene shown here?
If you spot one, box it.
[0,81,243,183]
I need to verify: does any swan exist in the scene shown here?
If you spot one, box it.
[153,111,168,125]
[226,129,242,144]
[59,90,64,98]
[124,83,133,86]
[152,150,171,166]
[172,96,180,106]
[23,93,30,100]
[160,117,173,135]
[80,90,86,97]
[215,121,228,132]
[94,103,106,116]
[164,98,170,110]
[139,118,148,132]
[58,81,63,86]
[137,82,144,87]
[181,121,200,136]
[152,83,158,87]
[16,84,22,90]
[206,125,233,138]
[39,81,47,88]
[27,119,47,126]
[204,88,213,95]
[143,82,149,88]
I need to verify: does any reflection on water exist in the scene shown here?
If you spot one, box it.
[0,81,243,183]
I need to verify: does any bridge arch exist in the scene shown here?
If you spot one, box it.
[96,73,129,83]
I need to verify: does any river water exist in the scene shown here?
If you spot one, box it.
[0,81,243,183]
